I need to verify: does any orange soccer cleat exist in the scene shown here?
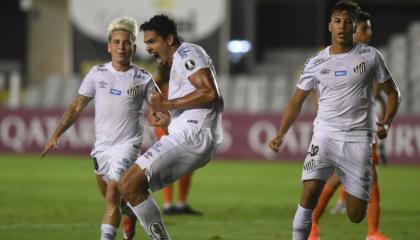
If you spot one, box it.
[308,224,320,240]
[366,231,390,240]
[122,215,137,240]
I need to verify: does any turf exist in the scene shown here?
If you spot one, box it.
[0,154,419,240]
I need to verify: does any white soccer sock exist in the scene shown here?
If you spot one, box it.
[100,224,117,240]
[129,196,171,240]
[292,204,313,240]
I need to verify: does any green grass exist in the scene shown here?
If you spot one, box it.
[0,154,419,239]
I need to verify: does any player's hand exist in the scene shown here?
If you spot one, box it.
[268,136,283,153]
[40,136,59,158]
[376,121,389,139]
[149,92,170,112]
[148,110,170,127]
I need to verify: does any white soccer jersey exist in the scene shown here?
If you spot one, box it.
[297,43,392,142]
[167,42,223,144]
[78,62,155,154]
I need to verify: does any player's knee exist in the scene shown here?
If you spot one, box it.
[347,207,367,223]
[118,177,131,198]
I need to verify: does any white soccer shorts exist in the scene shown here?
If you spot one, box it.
[92,145,139,183]
[301,134,373,201]
[135,128,216,192]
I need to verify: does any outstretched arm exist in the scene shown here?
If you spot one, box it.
[40,94,92,158]
[375,78,401,139]
[268,88,311,153]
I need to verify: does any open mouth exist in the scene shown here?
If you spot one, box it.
[153,53,163,64]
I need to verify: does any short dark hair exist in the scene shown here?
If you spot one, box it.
[140,14,179,40]
[357,10,371,23]
[330,0,361,23]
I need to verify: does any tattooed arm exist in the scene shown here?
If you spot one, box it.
[40,94,92,158]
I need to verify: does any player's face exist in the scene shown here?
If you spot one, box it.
[107,30,136,67]
[143,30,172,68]
[354,20,372,44]
[329,10,355,46]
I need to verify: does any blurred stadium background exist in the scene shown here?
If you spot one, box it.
[1,0,420,239]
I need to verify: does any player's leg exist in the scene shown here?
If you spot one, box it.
[176,173,203,215]
[101,179,122,240]
[293,135,335,240]
[309,172,341,240]
[330,185,346,214]
[367,143,389,240]
[121,199,136,240]
[293,179,325,240]
[339,141,372,223]
[119,164,171,240]
[162,184,176,214]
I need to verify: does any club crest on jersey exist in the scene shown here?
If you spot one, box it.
[335,70,347,76]
[110,88,121,95]
[353,62,366,75]
[127,85,140,97]
[185,60,196,70]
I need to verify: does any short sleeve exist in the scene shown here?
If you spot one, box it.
[78,67,96,97]
[177,45,210,78]
[373,49,392,84]
[297,60,317,91]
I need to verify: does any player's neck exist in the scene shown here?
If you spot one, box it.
[168,42,182,66]
[330,41,355,55]
[112,61,132,72]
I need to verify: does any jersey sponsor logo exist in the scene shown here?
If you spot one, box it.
[334,70,347,76]
[185,60,196,70]
[359,48,371,54]
[110,88,122,95]
[150,221,169,240]
[127,85,140,97]
[187,119,198,124]
[177,46,190,58]
[319,69,330,75]
[98,80,108,89]
[353,62,366,75]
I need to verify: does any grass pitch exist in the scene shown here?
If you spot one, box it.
[0,154,419,240]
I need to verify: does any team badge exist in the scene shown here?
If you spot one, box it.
[127,85,140,97]
[185,60,196,70]
[353,62,366,75]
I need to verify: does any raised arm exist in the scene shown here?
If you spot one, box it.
[268,88,311,153]
[40,94,92,158]
[375,78,401,139]
[149,68,219,112]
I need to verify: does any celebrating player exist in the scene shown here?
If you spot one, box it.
[268,1,400,239]
[41,16,168,240]
[309,9,392,240]
[118,14,224,239]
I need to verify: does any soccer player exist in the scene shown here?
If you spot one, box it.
[118,14,223,239]
[153,66,203,216]
[268,1,400,240]
[309,10,391,240]
[40,16,169,240]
